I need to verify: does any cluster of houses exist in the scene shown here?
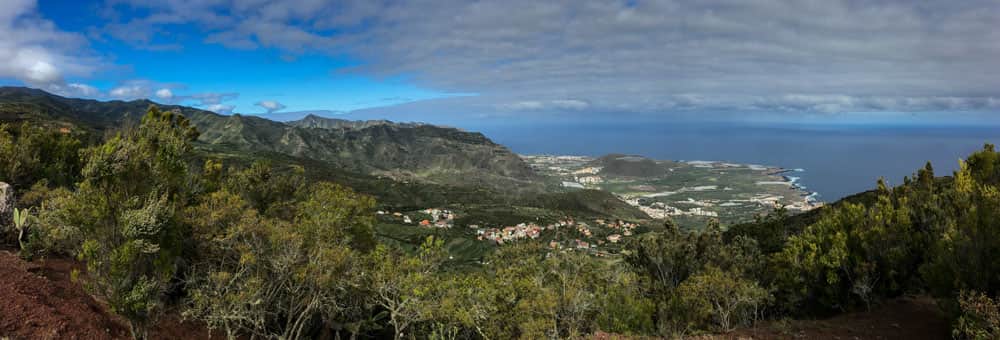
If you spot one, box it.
[744,194,820,211]
[548,238,595,251]
[418,208,455,228]
[377,203,646,255]
[594,218,638,236]
[546,238,616,257]
[478,223,544,244]
[626,198,721,218]
[575,175,603,185]
[477,219,575,244]
[478,218,640,255]
[376,208,457,228]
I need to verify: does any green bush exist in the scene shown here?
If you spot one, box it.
[20,186,80,258]
[676,266,770,332]
[69,106,198,339]
[954,291,1000,340]
[0,122,83,190]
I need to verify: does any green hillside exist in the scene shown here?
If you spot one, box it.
[0,86,539,192]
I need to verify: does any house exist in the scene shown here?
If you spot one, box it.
[607,234,622,243]
[420,219,431,226]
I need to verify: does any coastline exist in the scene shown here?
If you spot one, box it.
[521,153,824,212]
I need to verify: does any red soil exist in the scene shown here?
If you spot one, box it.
[0,249,211,339]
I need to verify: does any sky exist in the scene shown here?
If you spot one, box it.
[1,0,999,124]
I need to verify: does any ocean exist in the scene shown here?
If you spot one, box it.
[472,122,1000,202]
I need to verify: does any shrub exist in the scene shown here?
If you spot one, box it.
[19,187,80,258]
[676,266,770,332]
[954,291,1000,340]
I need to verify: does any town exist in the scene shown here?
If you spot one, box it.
[522,154,823,227]
[377,206,643,254]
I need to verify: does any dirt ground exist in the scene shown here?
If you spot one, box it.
[0,249,211,340]
[714,296,951,340]
[594,296,951,340]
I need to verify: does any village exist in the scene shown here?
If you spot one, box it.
[377,208,457,228]
[377,207,642,254]
[522,154,823,227]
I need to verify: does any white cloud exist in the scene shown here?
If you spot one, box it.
[155,88,174,100]
[255,100,286,113]
[504,99,590,111]
[206,104,236,114]
[187,92,239,106]
[0,0,97,90]
[109,84,147,99]
[67,83,99,97]
[99,0,1000,114]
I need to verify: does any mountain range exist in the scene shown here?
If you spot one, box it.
[0,87,538,190]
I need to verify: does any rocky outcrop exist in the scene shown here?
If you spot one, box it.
[0,182,12,230]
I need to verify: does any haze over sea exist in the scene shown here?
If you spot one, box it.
[472,122,1000,201]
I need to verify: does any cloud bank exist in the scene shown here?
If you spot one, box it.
[96,0,1000,114]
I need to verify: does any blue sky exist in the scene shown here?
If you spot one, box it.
[1,0,998,124]
[2,0,459,115]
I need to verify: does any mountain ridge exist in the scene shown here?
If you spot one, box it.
[0,86,539,189]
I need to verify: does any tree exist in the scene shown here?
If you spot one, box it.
[183,191,271,339]
[593,267,656,335]
[623,230,698,296]
[922,145,1000,298]
[369,236,447,340]
[185,182,375,340]
[223,160,307,219]
[479,242,558,339]
[295,182,377,252]
[434,273,499,339]
[772,177,921,314]
[0,122,83,190]
[541,251,597,337]
[70,106,197,339]
[266,219,358,340]
[676,266,769,332]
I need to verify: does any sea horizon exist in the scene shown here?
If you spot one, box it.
[473,121,1000,202]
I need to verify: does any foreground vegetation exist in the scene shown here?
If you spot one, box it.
[2,106,1000,339]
